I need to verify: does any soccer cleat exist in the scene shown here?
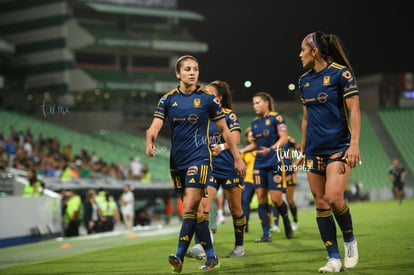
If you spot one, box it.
[283,221,294,239]
[271,225,280,233]
[318,258,342,273]
[168,254,183,274]
[344,239,359,268]
[227,246,245,257]
[200,256,220,270]
[292,222,299,231]
[186,244,206,260]
[254,235,272,243]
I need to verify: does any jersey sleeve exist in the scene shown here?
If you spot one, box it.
[153,94,168,121]
[340,68,359,98]
[209,96,225,121]
[226,111,241,132]
[275,114,288,133]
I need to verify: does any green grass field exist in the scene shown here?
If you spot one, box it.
[1,199,413,274]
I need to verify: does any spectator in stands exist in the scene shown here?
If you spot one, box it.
[388,158,408,205]
[119,184,135,230]
[296,31,361,272]
[5,136,16,167]
[240,127,256,233]
[238,92,293,242]
[64,189,82,237]
[139,164,152,183]
[22,168,43,197]
[129,156,142,179]
[188,80,246,259]
[83,189,100,234]
[60,160,73,182]
[99,191,120,232]
[145,55,245,272]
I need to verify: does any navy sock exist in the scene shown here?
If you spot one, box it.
[232,214,246,246]
[271,205,279,226]
[289,203,298,223]
[333,204,355,242]
[258,203,271,236]
[176,212,197,260]
[316,208,340,259]
[195,212,216,258]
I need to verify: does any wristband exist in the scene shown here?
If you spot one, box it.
[219,144,225,151]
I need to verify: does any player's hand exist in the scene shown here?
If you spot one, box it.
[234,157,246,177]
[256,146,271,156]
[211,144,222,156]
[343,144,361,169]
[146,143,156,157]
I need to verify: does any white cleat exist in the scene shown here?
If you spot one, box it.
[344,239,359,268]
[318,258,342,273]
[271,225,280,233]
[292,222,299,231]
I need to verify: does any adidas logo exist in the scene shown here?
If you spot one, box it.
[172,102,178,106]
[188,178,195,183]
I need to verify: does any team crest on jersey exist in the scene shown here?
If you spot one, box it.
[193,98,201,108]
[323,76,331,86]
[265,119,271,125]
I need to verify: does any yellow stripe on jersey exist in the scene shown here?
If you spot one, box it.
[330,62,345,70]
[200,164,208,185]
[343,90,359,98]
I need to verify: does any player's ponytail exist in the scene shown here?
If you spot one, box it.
[312,31,355,76]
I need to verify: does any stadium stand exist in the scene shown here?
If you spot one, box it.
[379,108,414,174]
[348,112,390,192]
[0,110,170,182]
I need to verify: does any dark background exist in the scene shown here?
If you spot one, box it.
[179,0,412,101]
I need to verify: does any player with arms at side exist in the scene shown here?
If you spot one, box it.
[297,31,361,272]
[146,55,245,273]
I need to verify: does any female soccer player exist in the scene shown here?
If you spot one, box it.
[239,92,293,242]
[146,56,245,273]
[298,31,360,272]
[202,80,246,257]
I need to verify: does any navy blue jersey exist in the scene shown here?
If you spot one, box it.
[209,108,241,178]
[299,62,359,155]
[251,112,287,169]
[154,86,224,169]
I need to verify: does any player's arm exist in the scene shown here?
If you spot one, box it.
[215,118,246,176]
[212,129,241,155]
[343,95,361,168]
[145,118,164,157]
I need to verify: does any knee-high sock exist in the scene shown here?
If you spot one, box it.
[289,202,298,223]
[316,208,340,259]
[258,203,271,236]
[271,205,279,226]
[177,212,197,260]
[276,201,291,225]
[195,212,216,258]
[333,204,354,242]
[232,214,246,246]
